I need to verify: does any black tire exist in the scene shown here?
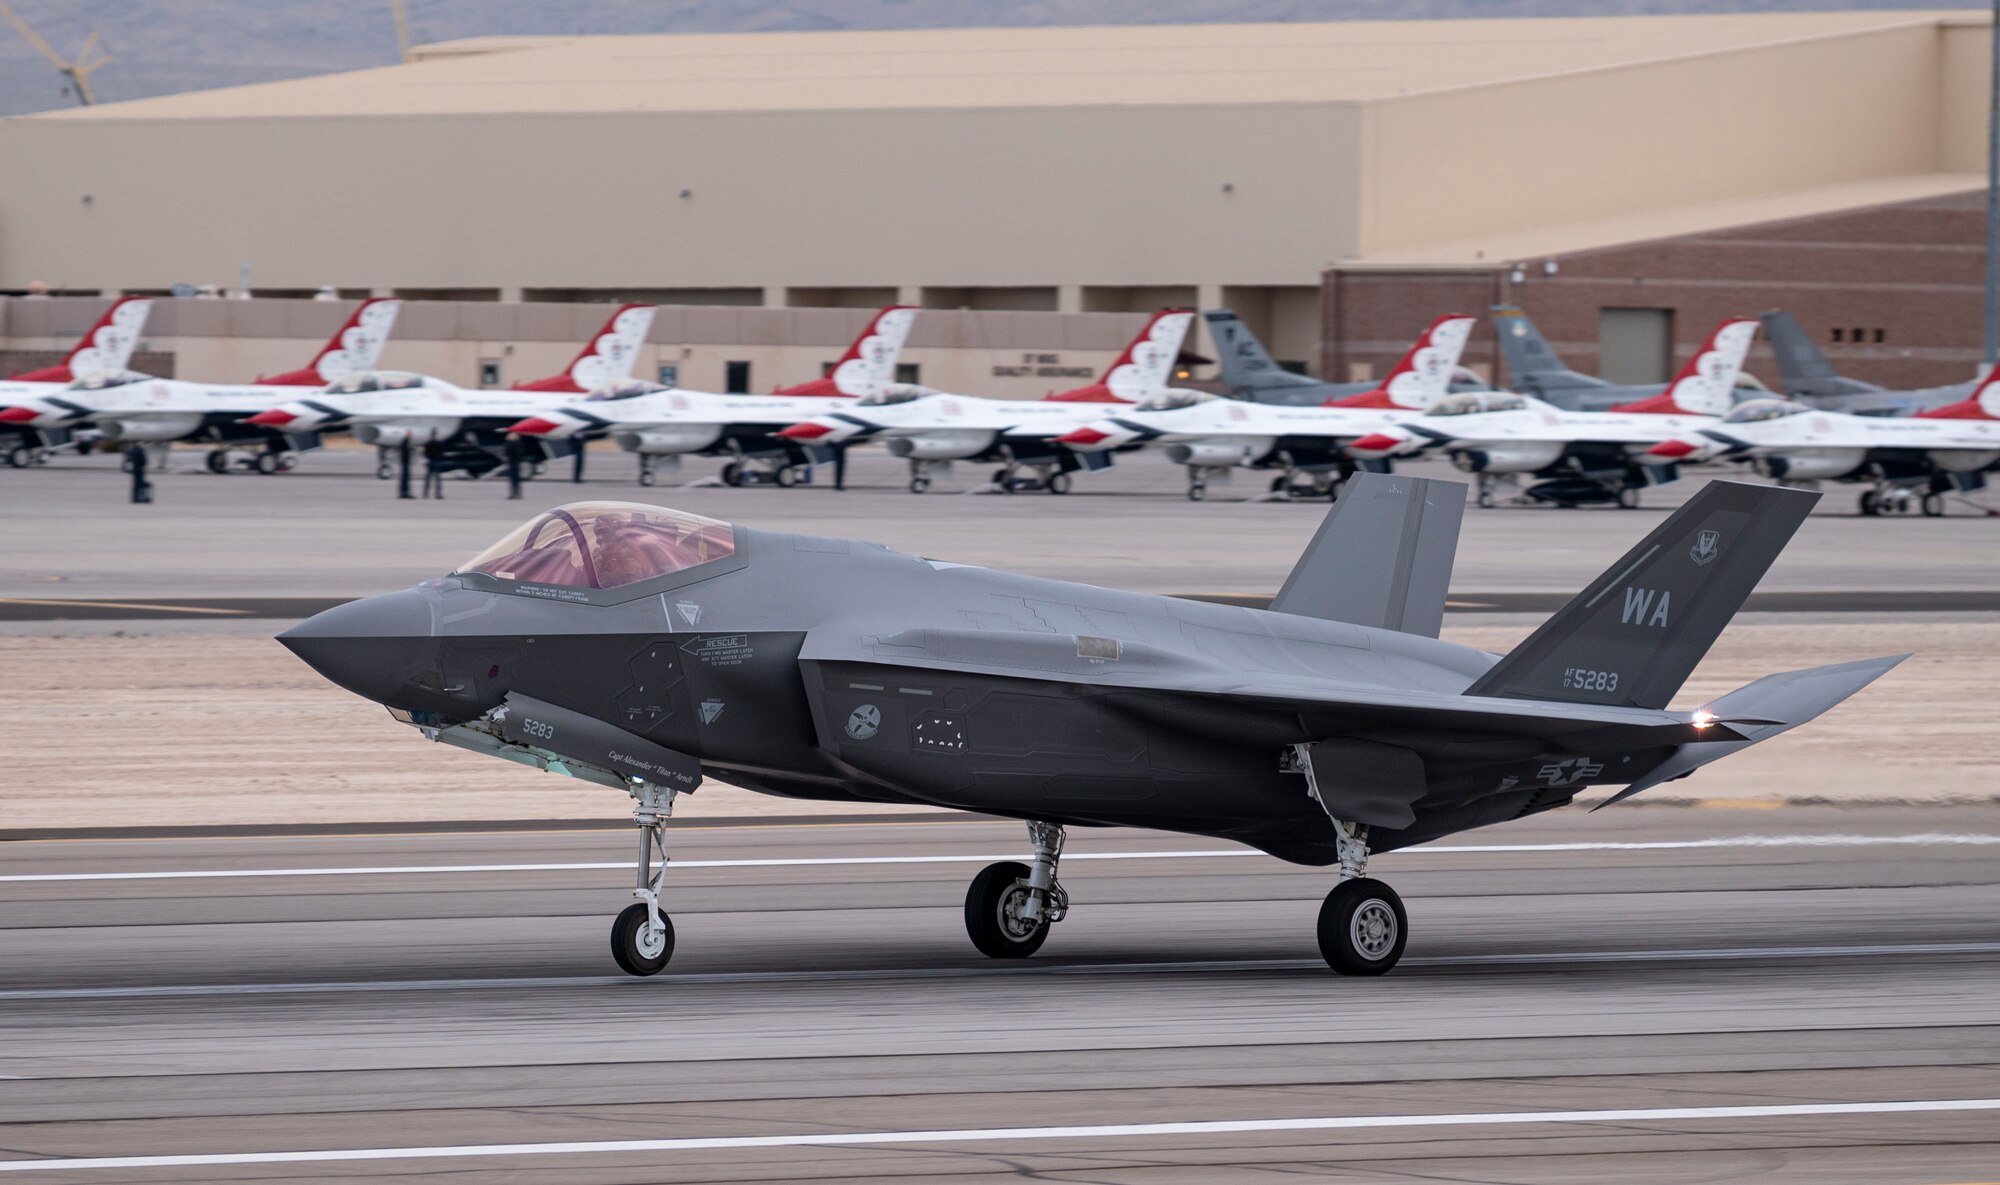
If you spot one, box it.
[1859,490,1879,517]
[1617,486,1639,509]
[611,902,675,976]
[1316,878,1408,976]
[964,860,1049,959]
[205,450,230,474]
[775,465,798,488]
[992,468,1010,486]
[1188,482,1206,502]
[721,462,744,487]
[1477,492,1495,509]
[1047,472,1072,495]
[909,477,930,494]
[7,446,33,469]
[1922,492,1944,518]
[637,467,656,488]
[254,452,279,475]
[1269,475,1288,493]
[376,462,395,480]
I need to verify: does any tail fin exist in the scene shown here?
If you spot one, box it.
[774,305,918,398]
[1918,361,2000,420]
[1047,309,1194,403]
[258,297,402,386]
[1612,318,1758,416]
[1324,314,1477,410]
[1595,653,1906,808]
[1758,310,1853,398]
[1465,480,1819,709]
[514,304,656,392]
[10,295,154,382]
[1490,304,1606,395]
[1271,473,1466,638]
[1203,309,1317,393]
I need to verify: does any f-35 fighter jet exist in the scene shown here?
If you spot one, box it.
[279,476,1901,976]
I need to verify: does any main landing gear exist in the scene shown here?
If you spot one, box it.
[1315,821,1406,975]
[965,821,1069,957]
[611,781,678,976]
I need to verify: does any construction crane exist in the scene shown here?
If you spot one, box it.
[0,1,110,106]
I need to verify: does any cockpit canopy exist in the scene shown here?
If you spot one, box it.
[66,369,151,390]
[325,371,432,395]
[585,380,671,402]
[859,383,939,406]
[1133,387,1214,411]
[457,502,737,590]
[1722,397,1810,424]
[1428,392,1528,416]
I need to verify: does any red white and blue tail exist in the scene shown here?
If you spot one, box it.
[258,297,402,386]
[1047,309,1195,403]
[1325,314,1477,410]
[773,305,919,398]
[1611,318,1758,416]
[1920,361,2000,420]
[9,295,154,382]
[514,304,657,393]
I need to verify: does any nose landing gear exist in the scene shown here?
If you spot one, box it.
[611,781,678,976]
[1315,821,1406,975]
[965,821,1069,958]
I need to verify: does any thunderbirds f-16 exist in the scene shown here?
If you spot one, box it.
[1204,309,1485,406]
[501,305,920,487]
[0,297,400,473]
[0,294,153,467]
[1644,373,2000,516]
[1492,305,1773,410]
[278,474,1899,977]
[1344,318,1760,508]
[1054,315,1477,500]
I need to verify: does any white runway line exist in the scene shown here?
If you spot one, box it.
[3,1097,1996,1173]
[6,941,1997,1002]
[5,833,1998,884]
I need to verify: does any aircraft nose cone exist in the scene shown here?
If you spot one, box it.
[278,589,438,708]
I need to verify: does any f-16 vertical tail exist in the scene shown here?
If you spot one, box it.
[513,304,657,393]
[773,305,918,398]
[258,296,402,386]
[1759,310,1882,399]
[1045,309,1194,403]
[9,295,154,382]
[1465,481,1819,710]
[1204,309,1319,394]
[1271,473,1466,638]
[1610,318,1759,416]
[1324,314,1477,410]
[1490,305,1608,397]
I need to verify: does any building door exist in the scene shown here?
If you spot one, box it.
[1598,308,1673,385]
[725,360,751,394]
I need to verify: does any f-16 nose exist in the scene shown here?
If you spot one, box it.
[245,408,302,428]
[278,589,438,708]
[0,405,44,424]
[509,416,565,437]
[1645,438,1702,462]
[1346,432,1408,457]
[775,420,839,441]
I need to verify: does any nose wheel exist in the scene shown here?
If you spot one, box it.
[1317,878,1406,975]
[612,782,679,976]
[965,822,1068,958]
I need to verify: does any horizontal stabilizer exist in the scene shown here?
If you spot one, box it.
[1271,473,1466,637]
[1466,480,1818,709]
[1595,654,1906,808]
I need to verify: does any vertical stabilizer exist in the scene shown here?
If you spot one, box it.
[1611,318,1758,415]
[1760,310,1880,399]
[1046,309,1194,403]
[514,304,657,392]
[1204,309,1318,393]
[1324,315,1477,410]
[9,295,154,382]
[773,305,918,398]
[1491,305,1607,396]
[1270,473,1467,638]
[258,297,403,386]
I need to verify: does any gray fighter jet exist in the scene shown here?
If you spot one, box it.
[1760,309,1993,415]
[1493,304,1769,411]
[279,476,1901,977]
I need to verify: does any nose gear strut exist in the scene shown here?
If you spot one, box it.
[611,781,678,976]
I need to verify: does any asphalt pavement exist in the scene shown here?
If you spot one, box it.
[2,805,1996,1182]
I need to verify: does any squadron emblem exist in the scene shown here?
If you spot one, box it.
[1690,529,1721,566]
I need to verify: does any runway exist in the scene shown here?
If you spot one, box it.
[3,805,1996,1182]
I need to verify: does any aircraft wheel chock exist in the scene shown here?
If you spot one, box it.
[964,861,1049,959]
[611,902,675,976]
[1317,878,1407,976]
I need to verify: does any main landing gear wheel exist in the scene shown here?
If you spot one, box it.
[1317,877,1407,976]
[964,822,1068,959]
[774,464,799,488]
[1859,489,1879,516]
[1188,481,1207,502]
[1922,492,1945,517]
[205,449,230,474]
[909,476,930,494]
[720,461,744,487]
[254,452,281,475]
[1046,471,1072,495]
[611,902,675,976]
[1617,486,1640,509]
[376,461,395,480]
[5,446,32,469]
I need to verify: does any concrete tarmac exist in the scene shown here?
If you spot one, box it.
[2,806,1996,1182]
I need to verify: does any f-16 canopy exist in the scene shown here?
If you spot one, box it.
[66,369,152,390]
[457,502,736,590]
[585,380,671,401]
[1722,398,1810,423]
[1428,392,1529,416]
[325,371,433,395]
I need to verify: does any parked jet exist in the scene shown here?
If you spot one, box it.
[502,305,919,487]
[278,475,1901,977]
[1492,305,1771,410]
[768,310,1195,493]
[0,295,154,467]
[1205,309,1481,406]
[247,303,657,477]
[1759,310,1987,415]
[1055,315,1478,500]
[0,297,400,473]
[1347,318,1760,508]
[1643,371,2000,516]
